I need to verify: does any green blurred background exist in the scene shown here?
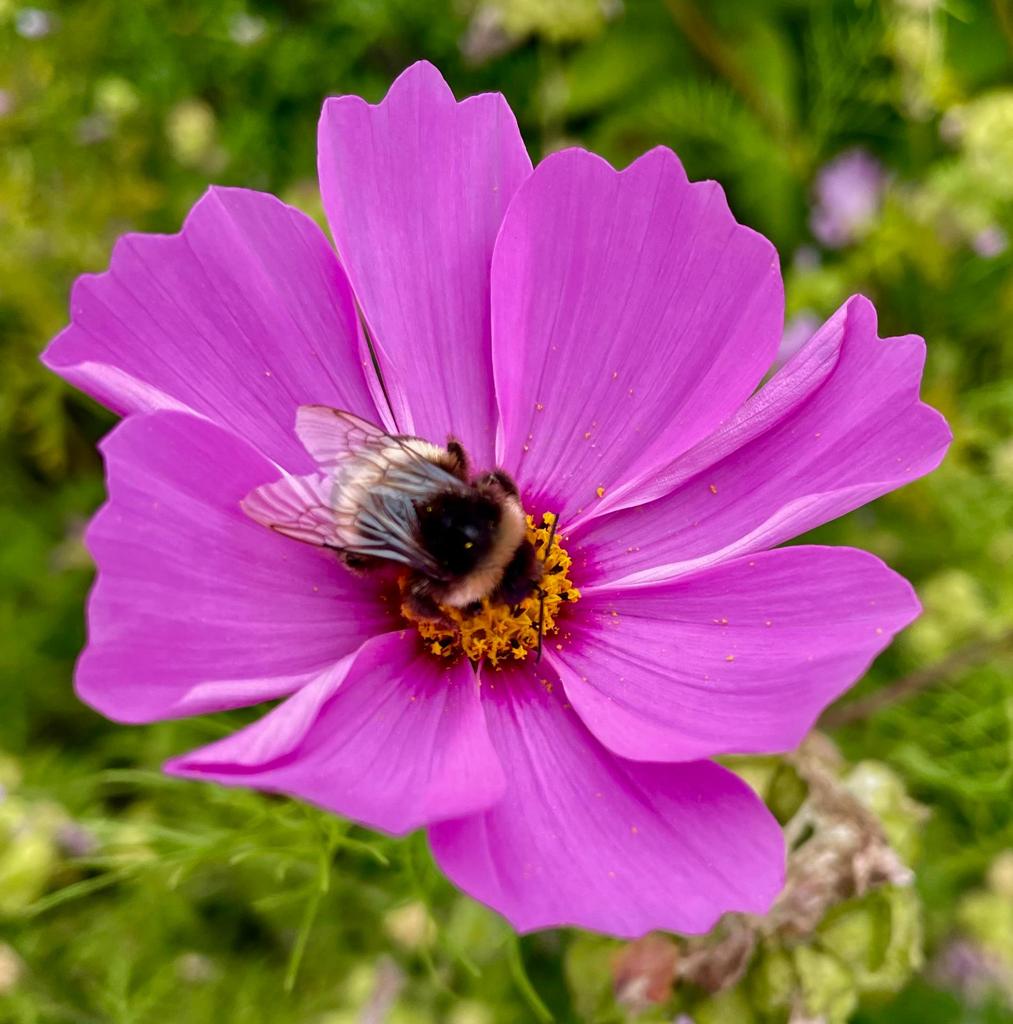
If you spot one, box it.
[2,0,1012,1021]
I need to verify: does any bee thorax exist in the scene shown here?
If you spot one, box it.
[437,496,527,607]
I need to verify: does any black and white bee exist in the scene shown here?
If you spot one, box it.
[243,406,542,621]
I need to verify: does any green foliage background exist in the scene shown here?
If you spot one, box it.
[1,0,1012,1021]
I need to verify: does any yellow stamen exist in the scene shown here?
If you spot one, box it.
[401,512,580,668]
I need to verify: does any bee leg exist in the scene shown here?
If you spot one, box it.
[337,551,380,574]
[445,438,470,482]
[476,469,520,497]
[472,469,521,503]
[491,539,541,605]
[404,574,454,626]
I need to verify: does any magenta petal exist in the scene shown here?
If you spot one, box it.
[429,666,784,937]
[318,61,532,466]
[491,147,783,521]
[42,187,379,473]
[167,632,505,836]
[557,546,919,762]
[79,412,392,723]
[578,295,952,585]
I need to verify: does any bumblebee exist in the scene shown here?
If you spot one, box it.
[243,406,541,621]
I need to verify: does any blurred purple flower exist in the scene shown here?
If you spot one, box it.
[792,245,822,272]
[931,938,1013,1006]
[971,225,1008,258]
[42,63,950,937]
[811,148,887,248]
[55,822,98,858]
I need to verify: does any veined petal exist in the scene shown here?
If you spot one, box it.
[167,631,506,836]
[554,546,920,763]
[42,187,380,473]
[429,666,783,937]
[78,412,392,723]
[318,61,532,466]
[577,295,951,586]
[491,146,783,523]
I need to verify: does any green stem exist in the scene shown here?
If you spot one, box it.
[284,885,323,993]
[507,935,554,1024]
[821,629,1013,728]
[284,831,334,992]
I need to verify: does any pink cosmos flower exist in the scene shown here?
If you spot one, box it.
[42,63,950,938]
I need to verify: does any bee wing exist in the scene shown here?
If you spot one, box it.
[346,487,444,573]
[241,471,349,550]
[295,406,391,470]
[242,407,467,578]
[242,468,450,576]
[295,406,454,474]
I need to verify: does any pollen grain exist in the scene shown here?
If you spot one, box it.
[401,513,580,668]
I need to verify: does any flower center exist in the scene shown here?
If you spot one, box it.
[400,513,580,667]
